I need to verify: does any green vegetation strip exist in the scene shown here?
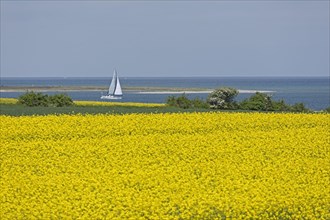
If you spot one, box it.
[0,103,213,116]
[0,98,210,116]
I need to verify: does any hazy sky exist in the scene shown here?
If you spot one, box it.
[1,1,329,77]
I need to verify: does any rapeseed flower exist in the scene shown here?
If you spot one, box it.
[0,112,329,219]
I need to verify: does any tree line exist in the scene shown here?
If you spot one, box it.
[16,89,329,112]
[166,87,330,113]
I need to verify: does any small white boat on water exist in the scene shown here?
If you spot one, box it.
[100,69,123,100]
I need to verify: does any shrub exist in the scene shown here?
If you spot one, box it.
[166,96,177,107]
[49,94,74,107]
[239,93,312,112]
[240,92,275,111]
[290,103,310,113]
[166,94,209,109]
[18,92,74,107]
[175,94,192,109]
[324,106,330,113]
[18,91,49,107]
[191,97,210,109]
[272,99,291,112]
[207,87,239,109]
[166,94,191,109]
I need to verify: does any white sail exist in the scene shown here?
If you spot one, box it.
[101,69,123,99]
[108,70,117,95]
[114,77,122,95]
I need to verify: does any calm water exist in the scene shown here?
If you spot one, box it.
[1,77,329,110]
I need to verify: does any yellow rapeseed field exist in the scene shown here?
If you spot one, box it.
[1,113,329,219]
[0,98,18,104]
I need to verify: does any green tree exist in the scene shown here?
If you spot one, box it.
[239,92,275,111]
[207,87,239,109]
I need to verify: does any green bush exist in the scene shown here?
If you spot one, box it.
[239,92,312,112]
[272,99,292,112]
[49,94,74,107]
[324,106,330,113]
[166,94,209,109]
[239,92,274,111]
[18,91,49,107]
[166,95,190,109]
[290,103,310,113]
[191,97,210,109]
[207,87,239,109]
[166,96,176,107]
[18,92,74,107]
[175,94,193,109]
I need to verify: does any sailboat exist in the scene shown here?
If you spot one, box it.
[100,69,123,99]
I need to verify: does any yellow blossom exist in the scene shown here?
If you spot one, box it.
[0,112,329,219]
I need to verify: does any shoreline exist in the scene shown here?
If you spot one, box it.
[0,86,275,94]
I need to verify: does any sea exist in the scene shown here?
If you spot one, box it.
[1,77,329,111]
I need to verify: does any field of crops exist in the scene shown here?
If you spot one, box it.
[1,112,329,219]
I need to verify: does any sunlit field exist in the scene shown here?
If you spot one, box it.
[1,112,329,219]
[0,98,17,104]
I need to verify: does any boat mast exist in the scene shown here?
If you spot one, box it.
[108,69,117,95]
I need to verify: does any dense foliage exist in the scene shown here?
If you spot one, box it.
[1,113,329,219]
[48,94,74,107]
[239,92,274,111]
[290,102,311,113]
[17,91,49,107]
[17,91,74,107]
[240,92,311,112]
[325,106,330,113]
[166,94,209,109]
[167,88,312,112]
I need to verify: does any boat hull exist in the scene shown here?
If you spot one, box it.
[100,95,122,100]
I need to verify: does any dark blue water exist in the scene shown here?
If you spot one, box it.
[1,77,329,110]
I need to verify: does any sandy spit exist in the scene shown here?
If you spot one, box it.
[137,90,275,94]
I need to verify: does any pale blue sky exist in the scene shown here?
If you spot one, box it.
[1,1,329,77]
